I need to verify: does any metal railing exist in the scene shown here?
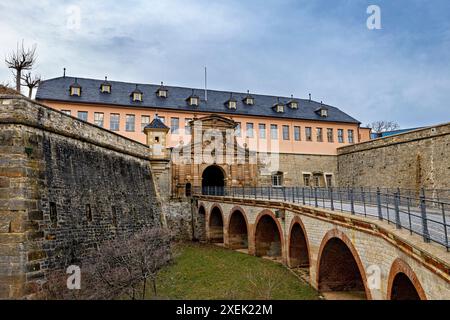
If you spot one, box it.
[193,186,450,251]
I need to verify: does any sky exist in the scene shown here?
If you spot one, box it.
[0,0,449,127]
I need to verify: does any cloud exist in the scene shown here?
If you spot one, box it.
[0,0,449,127]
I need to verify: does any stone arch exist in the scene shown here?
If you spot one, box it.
[253,210,284,260]
[387,258,427,300]
[202,165,226,195]
[197,204,207,241]
[208,205,224,243]
[316,229,372,300]
[227,207,249,250]
[288,217,310,268]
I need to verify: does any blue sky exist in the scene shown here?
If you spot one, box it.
[0,0,449,127]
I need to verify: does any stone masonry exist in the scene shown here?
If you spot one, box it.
[0,95,163,299]
[337,123,450,193]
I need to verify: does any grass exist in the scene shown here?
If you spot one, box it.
[151,243,319,300]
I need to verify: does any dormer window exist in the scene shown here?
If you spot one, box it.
[100,77,111,94]
[187,90,199,107]
[288,95,298,109]
[156,82,168,98]
[226,94,237,110]
[69,79,81,96]
[130,85,143,102]
[273,99,284,113]
[243,90,254,105]
[316,103,328,117]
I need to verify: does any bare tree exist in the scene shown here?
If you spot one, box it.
[5,41,37,92]
[39,226,172,300]
[21,72,41,98]
[366,120,400,133]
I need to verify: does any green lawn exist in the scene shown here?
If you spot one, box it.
[152,243,319,300]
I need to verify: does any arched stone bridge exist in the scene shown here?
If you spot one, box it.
[195,196,450,300]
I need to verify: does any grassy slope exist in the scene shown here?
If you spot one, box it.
[153,243,319,300]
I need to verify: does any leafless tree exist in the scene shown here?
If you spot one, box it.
[39,226,172,300]
[243,268,281,300]
[21,72,41,98]
[5,41,37,92]
[366,120,400,133]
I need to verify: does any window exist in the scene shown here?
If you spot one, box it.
[110,113,120,131]
[313,174,321,187]
[185,118,192,135]
[126,114,135,132]
[171,117,179,134]
[294,126,301,141]
[303,174,311,187]
[132,92,143,102]
[100,84,111,93]
[141,115,150,131]
[259,124,266,139]
[305,127,312,141]
[326,175,333,187]
[228,100,237,110]
[348,129,354,143]
[235,122,241,136]
[275,104,284,113]
[338,129,344,143]
[157,89,168,98]
[188,96,199,106]
[316,128,323,142]
[49,202,57,224]
[327,128,334,142]
[61,110,71,116]
[77,111,88,122]
[282,125,290,140]
[94,112,104,127]
[70,87,81,96]
[320,109,328,117]
[270,124,278,140]
[244,97,254,105]
[246,123,254,138]
[272,172,283,187]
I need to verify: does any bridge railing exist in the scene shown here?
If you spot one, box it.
[193,186,450,251]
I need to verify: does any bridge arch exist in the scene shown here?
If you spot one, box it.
[288,217,310,268]
[227,207,249,250]
[316,229,372,300]
[253,210,284,260]
[387,258,427,300]
[208,205,224,243]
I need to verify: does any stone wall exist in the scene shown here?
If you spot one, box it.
[337,123,450,192]
[0,95,162,298]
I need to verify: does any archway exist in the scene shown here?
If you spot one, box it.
[390,273,421,300]
[318,237,367,300]
[208,206,224,243]
[387,258,426,300]
[185,183,192,197]
[202,165,225,195]
[254,214,282,259]
[228,210,248,250]
[289,222,310,268]
[197,205,207,241]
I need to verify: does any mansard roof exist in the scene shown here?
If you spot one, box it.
[36,76,361,124]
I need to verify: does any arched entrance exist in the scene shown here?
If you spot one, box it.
[390,273,421,300]
[197,205,207,241]
[185,183,192,197]
[228,210,248,250]
[254,214,282,259]
[208,206,224,243]
[318,237,367,299]
[202,165,225,195]
[289,222,310,268]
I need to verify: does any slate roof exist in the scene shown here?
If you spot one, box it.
[145,116,169,130]
[36,76,361,124]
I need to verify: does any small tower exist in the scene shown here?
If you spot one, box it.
[144,115,170,159]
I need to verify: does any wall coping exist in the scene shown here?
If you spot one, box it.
[337,122,450,155]
[0,95,151,161]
